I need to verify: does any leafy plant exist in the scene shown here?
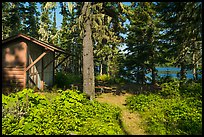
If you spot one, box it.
[180,81,202,99]
[2,89,124,135]
[158,79,181,98]
[54,72,82,89]
[95,74,127,86]
[126,80,202,135]
[96,74,111,82]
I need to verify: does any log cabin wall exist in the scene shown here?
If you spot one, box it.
[2,39,27,89]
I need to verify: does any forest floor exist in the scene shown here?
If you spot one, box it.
[95,92,147,135]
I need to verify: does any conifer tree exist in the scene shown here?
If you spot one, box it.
[157,2,202,80]
[2,2,12,39]
[38,2,52,42]
[125,2,161,85]
[25,2,40,38]
[2,2,22,37]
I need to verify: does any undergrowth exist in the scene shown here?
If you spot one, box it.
[2,89,124,135]
[126,80,202,135]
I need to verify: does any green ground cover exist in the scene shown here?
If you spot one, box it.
[2,89,124,135]
[126,80,202,135]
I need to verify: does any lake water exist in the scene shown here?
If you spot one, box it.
[146,67,202,83]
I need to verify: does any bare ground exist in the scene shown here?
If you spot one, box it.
[95,92,146,135]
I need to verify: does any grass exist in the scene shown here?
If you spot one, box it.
[95,93,146,135]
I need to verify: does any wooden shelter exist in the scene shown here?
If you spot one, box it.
[2,34,68,91]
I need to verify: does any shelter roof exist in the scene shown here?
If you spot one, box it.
[2,34,66,54]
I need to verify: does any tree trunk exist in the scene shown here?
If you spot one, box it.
[102,64,107,74]
[107,56,110,76]
[136,67,139,84]
[79,53,82,74]
[151,46,156,85]
[152,66,156,85]
[100,61,103,76]
[82,2,95,100]
[180,62,186,80]
[192,53,198,80]
[78,56,80,74]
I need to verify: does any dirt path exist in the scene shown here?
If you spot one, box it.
[95,93,146,135]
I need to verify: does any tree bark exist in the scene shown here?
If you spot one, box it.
[192,53,198,80]
[107,56,110,76]
[180,62,186,80]
[151,47,156,85]
[152,66,156,85]
[136,67,139,84]
[82,2,95,100]
[100,61,103,76]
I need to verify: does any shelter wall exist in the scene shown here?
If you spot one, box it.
[26,40,54,89]
[26,40,43,89]
[43,51,54,87]
[2,39,27,88]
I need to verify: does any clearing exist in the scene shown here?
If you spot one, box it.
[95,92,146,135]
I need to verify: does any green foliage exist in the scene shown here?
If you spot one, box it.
[54,72,82,89]
[96,74,111,82]
[112,77,127,85]
[2,89,124,135]
[180,80,202,100]
[126,81,202,135]
[96,74,127,85]
[157,2,202,78]
[157,76,176,84]
[197,66,202,75]
[59,2,83,74]
[124,2,162,84]
[157,79,180,98]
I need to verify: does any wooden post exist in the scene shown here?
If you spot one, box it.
[41,50,44,90]
[23,42,27,88]
[41,81,44,90]
[53,52,55,86]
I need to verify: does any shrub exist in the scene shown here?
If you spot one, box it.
[158,79,181,98]
[95,74,127,85]
[54,72,82,89]
[180,81,202,99]
[126,81,202,135]
[2,89,124,135]
[96,74,111,82]
[157,76,176,84]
